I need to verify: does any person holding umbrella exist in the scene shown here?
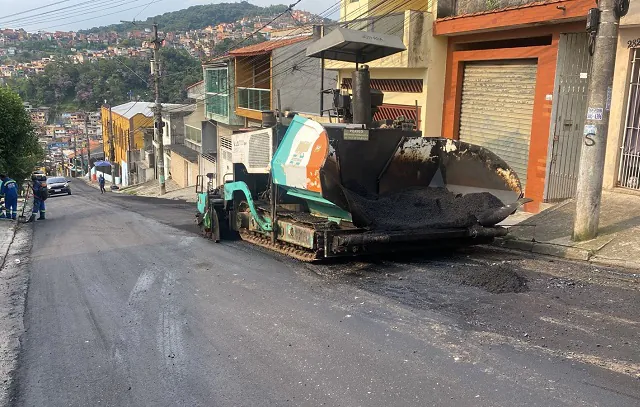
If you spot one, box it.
[94,160,111,194]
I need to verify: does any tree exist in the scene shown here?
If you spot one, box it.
[8,48,203,111]
[81,2,289,34]
[159,48,202,102]
[0,87,43,184]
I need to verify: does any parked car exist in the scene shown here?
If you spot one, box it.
[46,177,71,196]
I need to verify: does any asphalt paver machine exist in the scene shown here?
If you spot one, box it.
[195,28,531,261]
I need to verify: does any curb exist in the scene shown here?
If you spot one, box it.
[494,237,592,261]
[589,255,640,272]
[494,237,640,273]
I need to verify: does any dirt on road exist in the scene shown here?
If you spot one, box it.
[306,248,640,382]
[18,182,637,407]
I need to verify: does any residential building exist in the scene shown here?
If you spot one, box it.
[434,0,592,211]
[201,35,336,186]
[101,101,194,187]
[28,107,50,127]
[604,2,640,192]
[324,0,442,135]
[168,80,208,188]
[228,35,336,126]
[202,56,244,183]
[160,104,196,182]
[69,111,86,128]
[101,102,154,187]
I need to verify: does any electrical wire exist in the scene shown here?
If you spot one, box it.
[167,0,382,101]
[24,0,171,32]
[133,0,160,22]
[165,0,422,113]
[1,0,77,20]
[12,0,138,29]
[93,0,423,140]
[0,0,104,25]
[112,56,150,86]
[209,0,304,60]
[154,0,424,121]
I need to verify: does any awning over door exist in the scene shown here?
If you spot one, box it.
[458,61,537,191]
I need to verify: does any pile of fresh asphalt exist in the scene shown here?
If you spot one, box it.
[345,186,504,230]
[444,263,529,294]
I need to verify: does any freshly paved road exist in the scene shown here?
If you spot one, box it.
[11,181,640,406]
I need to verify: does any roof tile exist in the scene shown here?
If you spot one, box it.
[229,36,310,57]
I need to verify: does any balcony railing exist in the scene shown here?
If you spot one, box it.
[237,87,271,111]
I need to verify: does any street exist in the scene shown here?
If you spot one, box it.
[10,181,640,406]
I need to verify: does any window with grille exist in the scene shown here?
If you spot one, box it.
[618,48,640,190]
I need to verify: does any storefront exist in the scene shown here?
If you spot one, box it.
[435,0,591,211]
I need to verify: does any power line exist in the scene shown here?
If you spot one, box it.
[27,0,170,32]
[112,55,150,86]
[78,0,424,142]
[133,0,160,22]
[155,0,421,116]
[0,0,77,21]
[0,0,103,25]
[209,0,305,61]
[12,0,136,29]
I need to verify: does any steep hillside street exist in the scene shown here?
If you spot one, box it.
[7,181,640,406]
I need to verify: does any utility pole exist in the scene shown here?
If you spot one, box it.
[84,113,91,179]
[78,124,85,178]
[573,0,626,241]
[151,23,166,195]
[72,128,78,178]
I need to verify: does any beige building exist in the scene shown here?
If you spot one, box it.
[324,0,446,136]
[605,3,640,191]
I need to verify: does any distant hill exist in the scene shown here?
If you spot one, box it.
[81,1,289,33]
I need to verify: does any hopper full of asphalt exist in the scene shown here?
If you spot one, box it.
[343,186,505,231]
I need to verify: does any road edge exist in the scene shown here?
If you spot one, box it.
[494,237,640,273]
[0,223,33,407]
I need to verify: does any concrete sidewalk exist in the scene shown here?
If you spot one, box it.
[0,196,30,262]
[0,222,17,268]
[497,190,640,270]
[0,195,32,405]
[81,177,197,203]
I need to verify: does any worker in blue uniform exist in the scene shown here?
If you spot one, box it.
[0,174,19,220]
[29,174,47,222]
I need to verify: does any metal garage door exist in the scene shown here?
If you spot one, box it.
[459,61,537,191]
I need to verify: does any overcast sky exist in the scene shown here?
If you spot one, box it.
[0,0,334,32]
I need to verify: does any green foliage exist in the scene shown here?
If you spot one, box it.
[159,48,203,102]
[8,48,202,112]
[118,39,142,48]
[0,39,67,64]
[82,1,288,33]
[0,88,43,182]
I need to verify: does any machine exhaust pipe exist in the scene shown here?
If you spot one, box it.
[351,65,371,126]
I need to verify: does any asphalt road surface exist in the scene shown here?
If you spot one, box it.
[11,181,640,406]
